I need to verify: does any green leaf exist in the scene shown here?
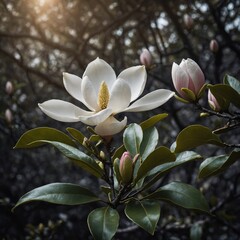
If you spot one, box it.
[135,146,175,183]
[208,84,240,108]
[181,88,196,101]
[197,83,208,99]
[14,127,76,148]
[125,200,160,235]
[223,74,240,94]
[140,127,159,161]
[113,158,121,187]
[13,183,99,211]
[123,123,143,156]
[174,94,190,103]
[89,134,102,143]
[175,125,224,153]
[112,145,126,161]
[87,207,119,240]
[140,113,168,130]
[38,141,104,178]
[199,149,240,178]
[66,127,85,145]
[190,223,203,240]
[145,182,209,213]
[142,151,202,191]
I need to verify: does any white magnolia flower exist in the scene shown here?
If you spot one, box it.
[39,58,174,136]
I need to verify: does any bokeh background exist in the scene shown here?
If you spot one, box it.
[1,0,240,239]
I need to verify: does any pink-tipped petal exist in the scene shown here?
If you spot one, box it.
[171,62,189,98]
[185,58,205,94]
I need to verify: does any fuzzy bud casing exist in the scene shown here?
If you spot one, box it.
[140,49,152,68]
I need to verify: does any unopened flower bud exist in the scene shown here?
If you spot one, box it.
[210,39,219,53]
[5,109,13,124]
[119,152,133,185]
[183,14,193,30]
[140,49,152,68]
[171,58,205,102]
[208,90,221,112]
[200,112,209,117]
[82,137,90,148]
[97,161,104,170]
[100,151,106,161]
[5,81,14,95]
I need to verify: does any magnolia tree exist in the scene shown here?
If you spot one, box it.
[13,57,240,239]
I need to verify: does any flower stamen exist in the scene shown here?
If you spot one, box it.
[98,81,110,109]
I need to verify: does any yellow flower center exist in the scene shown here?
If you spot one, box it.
[98,81,110,109]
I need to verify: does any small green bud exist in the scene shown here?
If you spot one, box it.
[100,151,106,161]
[200,112,209,117]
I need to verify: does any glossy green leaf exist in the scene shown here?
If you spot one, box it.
[145,182,209,213]
[208,84,240,108]
[140,113,168,130]
[140,127,159,161]
[142,151,202,191]
[66,127,85,145]
[112,145,126,161]
[13,183,99,211]
[125,200,160,235]
[135,146,175,183]
[175,125,224,153]
[199,150,240,178]
[14,127,76,148]
[87,207,119,240]
[37,141,104,178]
[223,74,240,94]
[113,158,121,185]
[123,123,143,156]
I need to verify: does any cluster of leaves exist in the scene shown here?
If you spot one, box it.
[12,75,240,239]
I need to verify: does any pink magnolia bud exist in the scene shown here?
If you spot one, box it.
[208,90,221,112]
[5,81,14,95]
[171,58,205,101]
[5,109,13,124]
[210,39,219,53]
[183,14,193,30]
[140,49,152,68]
[119,152,133,184]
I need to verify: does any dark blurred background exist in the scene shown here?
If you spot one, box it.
[1,0,240,239]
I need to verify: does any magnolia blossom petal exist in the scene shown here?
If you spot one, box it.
[118,66,146,102]
[95,116,127,136]
[63,73,84,102]
[124,89,174,112]
[83,58,116,93]
[172,62,189,97]
[108,79,131,114]
[185,58,205,93]
[81,76,100,111]
[38,100,93,122]
[78,108,113,126]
